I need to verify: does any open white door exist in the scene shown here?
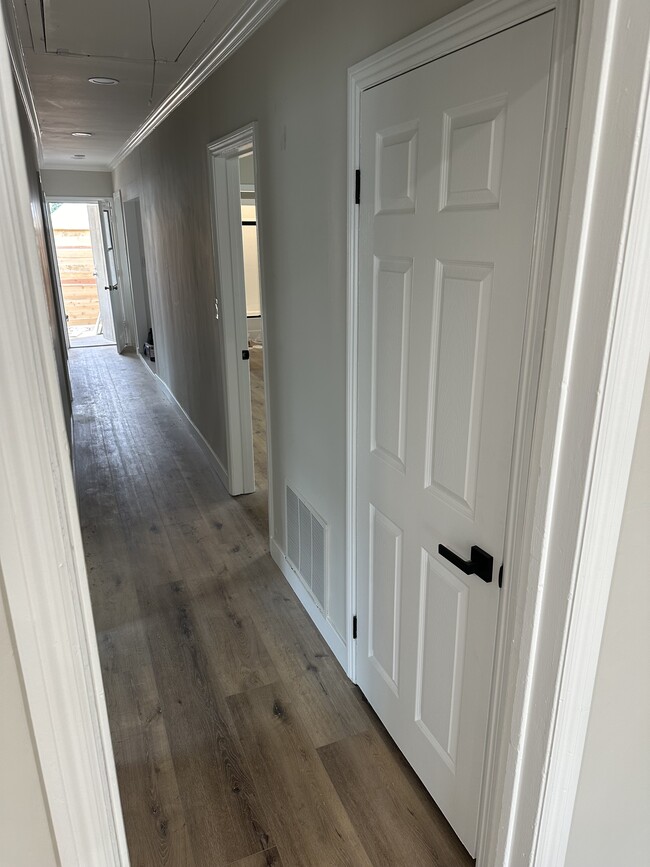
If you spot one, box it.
[355,12,555,855]
[208,130,257,496]
[87,204,115,343]
[98,199,128,352]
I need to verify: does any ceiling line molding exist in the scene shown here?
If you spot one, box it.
[3,0,42,163]
[110,0,286,170]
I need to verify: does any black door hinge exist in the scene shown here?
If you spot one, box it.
[355,169,361,205]
[352,615,358,639]
[242,349,250,360]
[498,564,503,589]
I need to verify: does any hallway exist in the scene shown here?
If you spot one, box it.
[72,347,471,867]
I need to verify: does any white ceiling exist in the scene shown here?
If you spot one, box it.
[11,0,262,169]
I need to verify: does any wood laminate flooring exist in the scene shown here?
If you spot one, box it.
[71,346,472,867]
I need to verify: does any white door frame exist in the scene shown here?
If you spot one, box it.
[207,124,275,533]
[347,0,650,865]
[45,196,117,346]
[45,194,137,352]
[0,20,130,867]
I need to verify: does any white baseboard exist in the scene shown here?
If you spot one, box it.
[138,353,230,491]
[270,538,348,672]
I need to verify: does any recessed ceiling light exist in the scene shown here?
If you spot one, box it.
[71,131,93,137]
[88,77,119,86]
[72,154,86,159]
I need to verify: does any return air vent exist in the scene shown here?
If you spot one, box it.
[285,484,328,611]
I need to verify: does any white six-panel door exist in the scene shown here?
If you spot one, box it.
[355,12,555,854]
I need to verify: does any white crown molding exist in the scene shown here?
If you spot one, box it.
[2,0,42,164]
[110,0,286,170]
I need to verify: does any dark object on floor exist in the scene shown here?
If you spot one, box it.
[143,327,155,361]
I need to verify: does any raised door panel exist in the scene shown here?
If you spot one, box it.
[426,261,492,516]
[368,505,402,695]
[440,95,507,211]
[415,550,469,771]
[371,258,412,472]
[375,121,419,215]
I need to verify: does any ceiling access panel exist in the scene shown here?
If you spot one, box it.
[25,0,224,62]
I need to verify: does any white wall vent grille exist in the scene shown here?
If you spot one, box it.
[285,484,328,612]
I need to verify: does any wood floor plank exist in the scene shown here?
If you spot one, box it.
[137,577,274,865]
[189,570,279,697]
[233,555,370,748]
[104,662,163,744]
[227,682,372,867]
[318,726,473,867]
[108,664,196,867]
[229,848,284,867]
[113,724,196,867]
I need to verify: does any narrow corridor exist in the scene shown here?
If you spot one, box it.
[72,346,471,867]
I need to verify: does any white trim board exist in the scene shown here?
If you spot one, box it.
[110,0,286,170]
[518,4,650,862]
[346,1,650,866]
[45,194,108,204]
[138,353,230,492]
[0,12,129,865]
[270,538,348,671]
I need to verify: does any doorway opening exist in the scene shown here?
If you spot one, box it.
[239,152,268,532]
[122,197,156,373]
[49,201,116,348]
[208,124,272,540]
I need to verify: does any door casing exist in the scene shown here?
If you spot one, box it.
[207,123,275,538]
[46,195,121,348]
[45,195,134,352]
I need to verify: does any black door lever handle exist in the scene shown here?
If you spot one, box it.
[438,544,493,584]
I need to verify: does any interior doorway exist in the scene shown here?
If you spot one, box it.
[122,197,156,373]
[239,153,268,530]
[49,201,116,348]
[208,124,272,538]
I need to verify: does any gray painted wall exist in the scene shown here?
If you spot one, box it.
[41,168,113,198]
[113,0,465,637]
[565,364,650,866]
